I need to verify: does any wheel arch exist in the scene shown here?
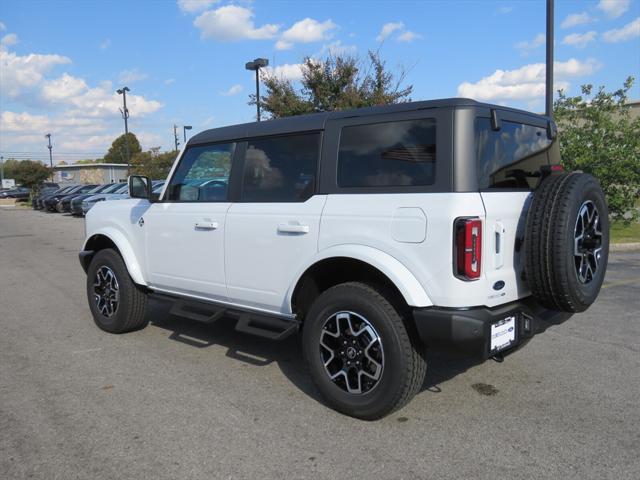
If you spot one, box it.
[81,229,147,286]
[287,245,432,320]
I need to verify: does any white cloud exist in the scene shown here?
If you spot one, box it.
[514,33,545,54]
[118,68,148,84]
[397,30,421,42]
[220,84,243,96]
[177,0,219,14]
[376,22,404,42]
[275,18,336,50]
[496,6,513,15]
[0,21,6,31]
[562,31,598,48]
[164,78,176,85]
[193,5,280,41]
[318,40,357,56]
[41,73,88,102]
[1,33,18,47]
[597,0,630,18]
[264,63,305,82]
[561,12,594,29]
[602,17,640,42]
[99,38,111,50]
[457,58,601,102]
[0,49,71,97]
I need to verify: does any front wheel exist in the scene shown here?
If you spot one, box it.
[302,282,426,420]
[86,248,148,333]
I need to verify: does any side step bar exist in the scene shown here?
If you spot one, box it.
[164,296,298,341]
[235,314,298,341]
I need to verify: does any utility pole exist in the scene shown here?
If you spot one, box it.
[0,156,4,187]
[117,87,131,175]
[45,133,53,181]
[173,124,180,151]
[545,0,554,118]
[245,58,269,121]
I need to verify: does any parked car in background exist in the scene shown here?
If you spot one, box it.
[0,186,30,200]
[32,186,60,208]
[35,185,78,209]
[56,183,115,213]
[44,184,97,212]
[70,183,127,216]
[80,182,129,215]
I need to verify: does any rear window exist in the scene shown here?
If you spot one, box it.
[337,119,436,188]
[476,118,551,189]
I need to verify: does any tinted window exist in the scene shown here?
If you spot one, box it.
[241,133,319,202]
[167,142,235,201]
[338,119,436,188]
[476,118,551,189]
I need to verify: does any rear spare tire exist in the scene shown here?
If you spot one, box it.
[524,172,609,313]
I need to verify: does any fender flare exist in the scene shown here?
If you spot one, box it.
[82,227,147,286]
[286,244,433,312]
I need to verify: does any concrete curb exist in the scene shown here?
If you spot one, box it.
[610,242,640,252]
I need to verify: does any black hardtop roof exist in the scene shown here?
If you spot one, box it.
[188,98,551,146]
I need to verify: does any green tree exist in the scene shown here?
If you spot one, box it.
[254,51,412,119]
[103,133,141,164]
[131,148,177,179]
[3,159,51,190]
[554,77,640,223]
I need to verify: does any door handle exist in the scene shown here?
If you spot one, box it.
[278,223,309,234]
[194,222,218,230]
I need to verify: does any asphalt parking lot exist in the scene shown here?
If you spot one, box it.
[1,206,638,480]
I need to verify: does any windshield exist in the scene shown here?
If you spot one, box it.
[101,183,122,194]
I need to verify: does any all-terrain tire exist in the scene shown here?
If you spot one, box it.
[524,172,609,312]
[86,248,148,333]
[302,282,426,420]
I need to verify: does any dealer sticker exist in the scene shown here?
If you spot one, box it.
[491,316,516,351]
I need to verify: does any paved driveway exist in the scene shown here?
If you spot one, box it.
[1,207,638,479]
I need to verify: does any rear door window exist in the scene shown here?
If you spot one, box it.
[337,119,436,188]
[240,132,320,202]
[476,118,551,189]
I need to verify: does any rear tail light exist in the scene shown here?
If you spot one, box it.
[454,218,482,280]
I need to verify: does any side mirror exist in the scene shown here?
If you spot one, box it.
[128,175,151,200]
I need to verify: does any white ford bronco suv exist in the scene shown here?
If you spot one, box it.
[80,99,609,419]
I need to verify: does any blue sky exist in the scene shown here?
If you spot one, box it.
[1,0,639,164]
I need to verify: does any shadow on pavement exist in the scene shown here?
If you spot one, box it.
[144,296,520,407]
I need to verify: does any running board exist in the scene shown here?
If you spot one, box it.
[169,300,226,324]
[163,295,298,340]
[235,314,298,341]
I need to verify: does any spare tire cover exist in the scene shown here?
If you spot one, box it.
[524,172,609,313]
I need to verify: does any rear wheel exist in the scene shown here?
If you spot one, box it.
[302,282,426,420]
[524,173,609,312]
[86,248,148,333]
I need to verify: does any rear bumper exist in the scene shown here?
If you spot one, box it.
[413,297,572,359]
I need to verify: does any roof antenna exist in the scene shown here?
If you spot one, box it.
[545,0,554,118]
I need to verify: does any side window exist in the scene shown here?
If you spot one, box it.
[476,118,551,189]
[167,142,235,202]
[241,132,320,202]
[337,119,436,188]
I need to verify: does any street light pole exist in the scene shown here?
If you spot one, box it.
[183,125,192,143]
[0,156,4,187]
[117,86,131,175]
[545,0,554,118]
[45,133,53,180]
[245,58,269,121]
